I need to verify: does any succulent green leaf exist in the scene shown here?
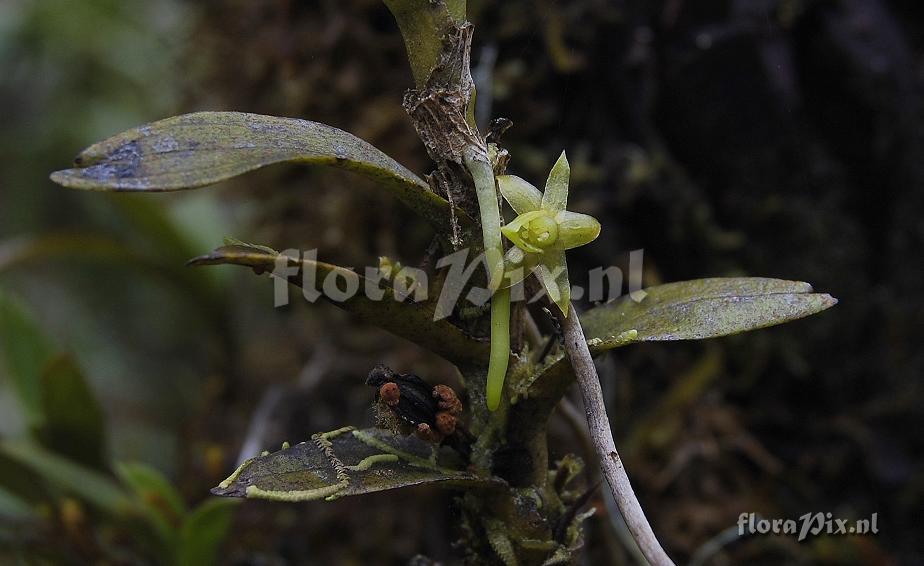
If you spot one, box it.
[555,211,601,250]
[532,278,836,390]
[541,151,570,213]
[497,175,542,214]
[49,112,464,231]
[580,277,837,347]
[177,498,239,566]
[187,245,489,365]
[211,427,501,501]
[36,354,107,470]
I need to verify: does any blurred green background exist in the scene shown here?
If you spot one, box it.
[1,0,922,564]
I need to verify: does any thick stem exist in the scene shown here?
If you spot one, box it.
[465,150,509,412]
[559,304,676,566]
[383,0,465,88]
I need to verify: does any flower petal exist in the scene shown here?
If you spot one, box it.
[556,210,601,249]
[502,246,537,287]
[497,175,542,214]
[535,248,570,316]
[501,210,546,254]
[541,151,570,213]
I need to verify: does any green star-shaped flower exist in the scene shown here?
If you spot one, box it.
[498,151,601,315]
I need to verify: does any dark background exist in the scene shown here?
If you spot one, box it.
[0,0,921,564]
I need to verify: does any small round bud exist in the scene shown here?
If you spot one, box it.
[433,384,463,415]
[435,412,457,436]
[415,422,443,443]
[379,382,400,406]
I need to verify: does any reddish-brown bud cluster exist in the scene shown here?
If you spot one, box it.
[366,365,464,443]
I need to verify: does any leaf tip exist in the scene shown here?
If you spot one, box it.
[185,254,210,267]
[49,170,72,188]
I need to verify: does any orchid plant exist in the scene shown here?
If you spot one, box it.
[45,1,836,563]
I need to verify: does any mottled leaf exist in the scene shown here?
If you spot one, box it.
[187,246,489,365]
[211,427,501,502]
[177,498,239,566]
[530,278,836,388]
[580,277,837,347]
[50,112,464,230]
